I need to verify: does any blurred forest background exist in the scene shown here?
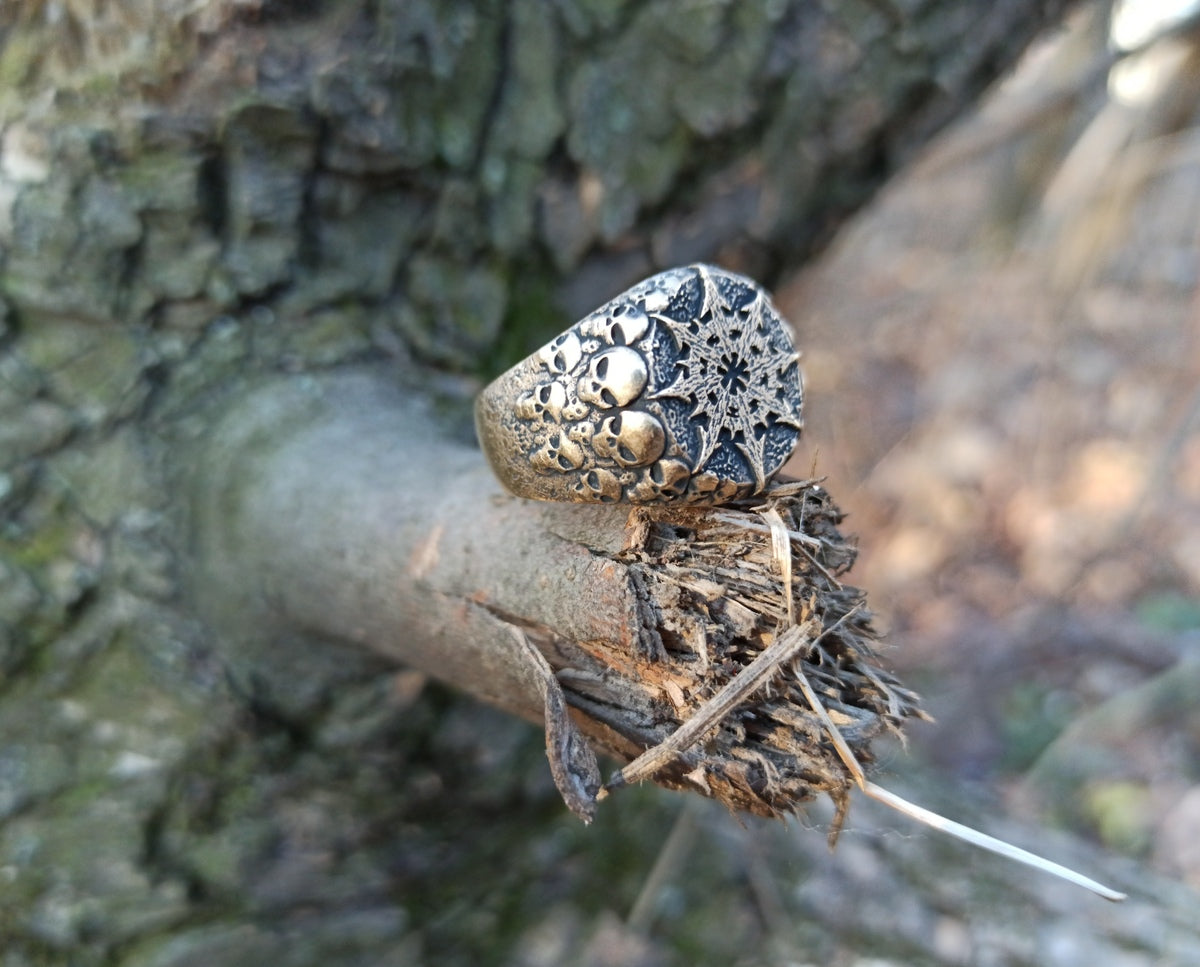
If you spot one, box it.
[786,0,1200,886]
[3,0,1200,964]
[494,4,1200,963]
[292,4,1200,962]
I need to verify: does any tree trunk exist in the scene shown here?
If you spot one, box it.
[12,1,1194,965]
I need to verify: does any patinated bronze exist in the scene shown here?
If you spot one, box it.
[475,264,804,503]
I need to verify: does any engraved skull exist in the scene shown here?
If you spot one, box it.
[628,458,692,502]
[537,331,582,375]
[582,303,650,347]
[593,411,665,468]
[573,466,622,502]
[561,400,589,422]
[566,421,594,445]
[530,431,585,475]
[515,381,567,423]
[648,458,691,497]
[577,347,648,409]
[688,470,744,504]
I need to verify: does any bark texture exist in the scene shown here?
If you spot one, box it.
[10,0,1179,964]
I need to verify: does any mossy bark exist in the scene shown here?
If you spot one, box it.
[14,2,1192,965]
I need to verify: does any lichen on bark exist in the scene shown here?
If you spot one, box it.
[0,0,1103,962]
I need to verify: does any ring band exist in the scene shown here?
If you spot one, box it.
[475,264,804,504]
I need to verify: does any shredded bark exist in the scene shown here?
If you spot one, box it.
[508,625,603,823]
[564,479,929,827]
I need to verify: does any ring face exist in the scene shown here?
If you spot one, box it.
[476,264,803,503]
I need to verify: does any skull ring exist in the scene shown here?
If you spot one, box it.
[475,264,804,504]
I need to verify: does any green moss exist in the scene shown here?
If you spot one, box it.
[49,430,152,529]
[394,255,508,367]
[998,683,1076,773]
[66,641,199,744]
[490,0,565,160]
[432,6,501,169]
[0,32,44,110]
[0,400,74,467]
[2,516,77,571]
[282,307,373,367]
[1084,781,1154,855]
[48,330,148,424]
[116,153,205,212]
[486,157,542,254]
[483,264,563,379]
[554,0,632,38]
[1135,591,1200,633]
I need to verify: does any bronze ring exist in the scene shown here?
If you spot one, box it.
[475,264,804,504]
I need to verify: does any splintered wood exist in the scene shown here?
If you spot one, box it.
[566,479,928,825]
[562,480,1127,900]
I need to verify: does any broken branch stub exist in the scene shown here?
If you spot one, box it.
[581,479,928,823]
[589,477,1125,899]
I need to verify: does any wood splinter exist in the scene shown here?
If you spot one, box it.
[600,617,827,797]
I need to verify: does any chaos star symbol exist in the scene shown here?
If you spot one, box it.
[653,265,802,489]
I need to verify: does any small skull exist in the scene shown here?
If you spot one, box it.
[649,458,692,497]
[642,287,670,313]
[582,303,650,347]
[537,332,582,375]
[577,347,648,409]
[561,400,589,422]
[566,421,594,445]
[515,381,566,423]
[628,459,692,502]
[687,470,744,504]
[530,431,585,475]
[593,411,665,468]
[573,467,622,502]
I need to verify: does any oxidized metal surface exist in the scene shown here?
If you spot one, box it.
[475,264,804,503]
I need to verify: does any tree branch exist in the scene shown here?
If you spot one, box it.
[186,368,924,822]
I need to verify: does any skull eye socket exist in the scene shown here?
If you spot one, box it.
[544,433,567,470]
[610,309,632,345]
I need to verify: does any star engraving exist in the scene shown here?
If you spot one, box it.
[653,266,802,489]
